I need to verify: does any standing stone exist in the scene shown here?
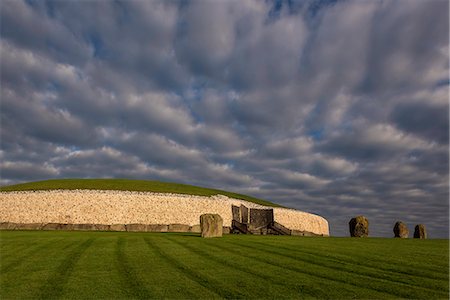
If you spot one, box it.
[249,208,274,228]
[232,205,241,222]
[414,224,427,239]
[393,221,409,238]
[349,216,369,237]
[240,205,249,224]
[200,214,223,238]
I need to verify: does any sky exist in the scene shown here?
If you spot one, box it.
[0,0,448,238]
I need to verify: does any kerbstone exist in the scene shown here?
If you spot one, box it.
[200,214,223,238]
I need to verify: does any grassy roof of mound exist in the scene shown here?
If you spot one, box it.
[0,179,283,207]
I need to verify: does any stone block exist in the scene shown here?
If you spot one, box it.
[232,205,240,222]
[240,205,249,224]
[349,216,369,237]
[16,223,43,230]
[147,224,168,232]
[200,214,223,238]
[42,223,62,230]
[94,224,111,231]
[222,226,231,234]
[0,222,17,230]
[59,224,75,230]
[189,224,201,233]
[126,224,147,232]
[249,208,274,228]
[168,224,190,232]
[72,224,96,231]
[110,224,127,232]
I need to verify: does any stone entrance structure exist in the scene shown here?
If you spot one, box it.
[231,205,291,235]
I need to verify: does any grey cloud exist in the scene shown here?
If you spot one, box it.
[0,0,448,238]
[390,100,449,144]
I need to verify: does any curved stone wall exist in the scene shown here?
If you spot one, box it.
[0,190,329,236]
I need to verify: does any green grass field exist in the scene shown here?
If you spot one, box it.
[1,231,448,299]
[0,179,281,207]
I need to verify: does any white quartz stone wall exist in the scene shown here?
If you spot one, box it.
[0,190,329,235]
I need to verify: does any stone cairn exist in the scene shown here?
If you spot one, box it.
[200,214,223,238]
[414,224,427,239]
[349,215,369,237]
[393,221,409,238]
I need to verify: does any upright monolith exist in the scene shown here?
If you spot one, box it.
[200,214,223,238]
[414,224,427,239]
[393,221,409,238]
[349,216,369,237]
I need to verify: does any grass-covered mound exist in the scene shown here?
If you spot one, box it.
[1,231,448,299]
[0,179,282,207]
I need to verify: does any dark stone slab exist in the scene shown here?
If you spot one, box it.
[240,205,249,224]
[232,205,240,222]
[249,208,274,228]
[231,220,251,234]
[268,221,291,235]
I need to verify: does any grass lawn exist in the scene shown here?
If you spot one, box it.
[0,179,282,207]
[0,231,448,299]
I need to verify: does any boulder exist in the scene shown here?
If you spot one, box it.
[147,224,168,232]
[349,216,369,237]
[200,214,223,238]
[168,224,190,232]
[414,224,427,239]
[393,221,409,238]
[110,224,127,232]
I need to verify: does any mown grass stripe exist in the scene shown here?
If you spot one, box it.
[38,238,95,300]
[223,240,448,299]
[115,237,155,300]
[264,238,449,276]
[143,236,242,299]
[214,241,406,298]
[164,235,329,299]
[1,237,66,273]
[204,240,397,299]
[250,240,449,288]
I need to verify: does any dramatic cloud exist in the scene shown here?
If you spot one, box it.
[1,0,448,237]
